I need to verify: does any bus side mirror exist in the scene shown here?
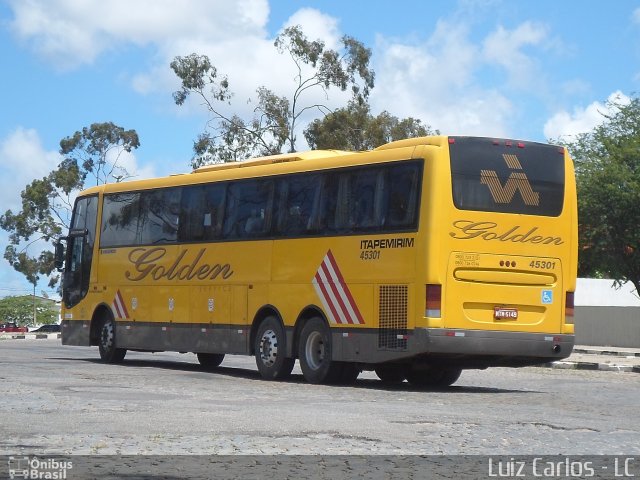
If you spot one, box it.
[54,239,66,271]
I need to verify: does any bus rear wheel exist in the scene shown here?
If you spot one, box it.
[405,365,462,388]
[98,315,126,364]
[254,316,294,380]
[197,353,225,369]
[298,317,342,384]
[337,362,360,384]
[375,364,406,384]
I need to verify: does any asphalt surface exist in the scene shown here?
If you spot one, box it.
[0,337,638,457]
[2,337,639,479]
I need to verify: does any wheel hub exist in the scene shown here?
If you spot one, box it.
[101,323,114,350]
[259,329,278,366]
[304,331,325,371]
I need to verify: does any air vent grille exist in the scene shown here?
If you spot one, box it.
[378,285,408,350]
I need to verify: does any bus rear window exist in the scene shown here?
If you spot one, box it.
[449,137,565,217]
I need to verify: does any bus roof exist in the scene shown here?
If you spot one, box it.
[374,135,447,151]
[77,136,450,197]
[192,149,357,173]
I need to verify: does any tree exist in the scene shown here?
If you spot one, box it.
[562,96,640,297]
[0,295,59,326]
[0,122,140,289]
[304,101,437,151]
[171,25,375,167]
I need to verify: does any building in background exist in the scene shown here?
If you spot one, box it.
[575,279,640,348]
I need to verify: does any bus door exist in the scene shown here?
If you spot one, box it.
[62,195,99,309]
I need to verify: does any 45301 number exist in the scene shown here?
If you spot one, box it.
[529,260,556,270]
[360,250,381,260]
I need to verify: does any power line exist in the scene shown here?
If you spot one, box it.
[0,287,60,296]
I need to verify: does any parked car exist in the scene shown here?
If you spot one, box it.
[0,322,29,333]
[31,324,61,333]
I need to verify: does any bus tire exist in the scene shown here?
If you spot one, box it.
[405,365,462,388]
[298,317,342,384]
[375,364,406,384]
[197,352,225,369]
[98,315,126,364]
[254,316,294,380]
[337,362,360,384]
[439,367,462,386]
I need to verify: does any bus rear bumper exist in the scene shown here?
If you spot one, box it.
[413,328,574,367]
[338,328,574,368]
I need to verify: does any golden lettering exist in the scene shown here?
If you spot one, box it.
[125,247,234,282]
[449,220,564,245]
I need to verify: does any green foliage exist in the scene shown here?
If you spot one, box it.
[0,295,59,326]
[59,121,140,185]
[0,122,140,288]
[562,96,640,297]
[171,25,375,167]
[304,101,437,151]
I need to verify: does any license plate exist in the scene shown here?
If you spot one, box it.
[494,307,518,320]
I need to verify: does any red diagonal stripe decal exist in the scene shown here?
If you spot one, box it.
[312,250,364,325]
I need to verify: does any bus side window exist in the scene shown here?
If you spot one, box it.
[334,173,351,231]
[276,173,319,237]
[205,183,225,240]
[101,193,141,247]
[223,185,240,239]
[223,179,273,239]
[373,169,387,227]
[179,185,205,242]
[310,172,337,233]
[139,188,181,244]
[275,178,289,234]
[386,163,420,229]
[350,169,378,230]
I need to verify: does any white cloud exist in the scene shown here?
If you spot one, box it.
[106,148,157,183]
[543,91,630,140]
[126,5,352,145]
[281,8,341,50]
[0,128,61,212]
[0,128,156,213]
[7,1,351,125]
[633,7,640,24]
[7,0,270,70]
[371,20,515,137]
[0,129,64,297]
[6,2,574,144]
[482,21,549,90]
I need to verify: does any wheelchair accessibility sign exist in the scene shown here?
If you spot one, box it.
[541,290,553,304]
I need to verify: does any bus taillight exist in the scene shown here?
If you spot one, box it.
[565,291,575,324]
[426,284,442,318]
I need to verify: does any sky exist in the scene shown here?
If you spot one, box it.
[1,0,639,299]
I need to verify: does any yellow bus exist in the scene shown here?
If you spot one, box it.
[57,135,577,386]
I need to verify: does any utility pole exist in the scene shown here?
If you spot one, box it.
[33,283,36,326]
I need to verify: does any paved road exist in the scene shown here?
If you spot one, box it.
[1,338,638,456]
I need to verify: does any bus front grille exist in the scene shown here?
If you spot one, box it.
[378,285,408,350]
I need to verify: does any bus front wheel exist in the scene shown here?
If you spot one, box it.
[254,316,294,380]
[298,317,342,384]
[98,315,126,364]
